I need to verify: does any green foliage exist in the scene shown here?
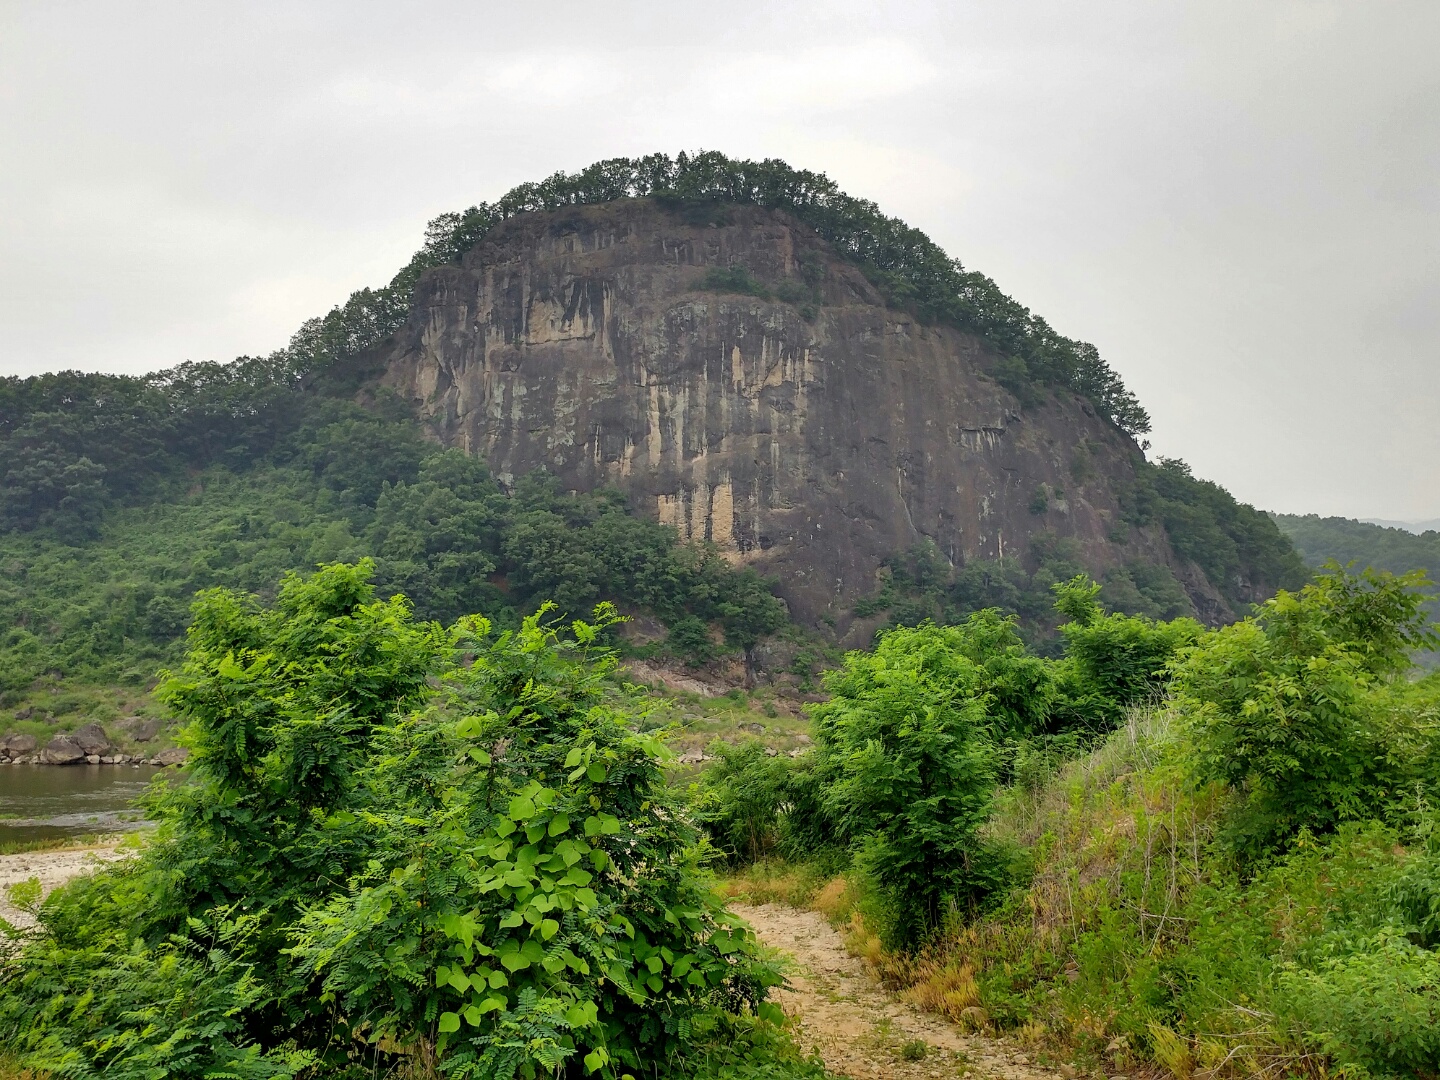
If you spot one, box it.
[811,623,1010,946]
[691,742,808,864]
[1051,575,1204,730]
[1124,458,1310,612]
[0,407,787,700]
[1176,563,1440,860]
[1274,512,1440,658]
[700,266,771,300]
[0,567,789,1079]
[2,921,312,1079]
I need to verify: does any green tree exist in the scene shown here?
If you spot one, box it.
[811,623,1008,946]
[1,566,785,1079]
[1174,563,1439,860]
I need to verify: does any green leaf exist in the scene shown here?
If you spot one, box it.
[499,910,523,929]
[468,747,492,765]
[477,994,506,1014]
[448,970,471,992]
[564,746,584,768]
[541,918,560,939]
[586,762,608,783]
[501,951,531,972]
[463,1005,482,1026]
[508,796,536,820]
[548,813,570,836]
[437,1012,461,1034]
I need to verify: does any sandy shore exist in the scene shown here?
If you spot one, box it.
[0,842,128,930]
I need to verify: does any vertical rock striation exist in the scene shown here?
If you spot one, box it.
[379,199,1221,626]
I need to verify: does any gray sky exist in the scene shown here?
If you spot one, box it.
[2,1,1436,520]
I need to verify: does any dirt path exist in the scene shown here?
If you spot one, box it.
[732,902,1065,1080]
[0,842,127,930]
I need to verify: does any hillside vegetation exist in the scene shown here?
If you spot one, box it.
[3,153,1305,730]
[1276,512,1440,581]
[0,398,784,703]
[712,563,1440,1078]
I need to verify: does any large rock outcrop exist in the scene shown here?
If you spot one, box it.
[379,199,1220,627]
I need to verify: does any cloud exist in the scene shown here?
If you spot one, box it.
[693,40,941,114]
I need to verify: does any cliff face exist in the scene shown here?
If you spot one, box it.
[379,198,1221,628]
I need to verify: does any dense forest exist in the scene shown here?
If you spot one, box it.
[1275,512,1440,580]
[0,395,785,698]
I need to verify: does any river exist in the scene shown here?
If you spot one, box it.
[0,764,162,845]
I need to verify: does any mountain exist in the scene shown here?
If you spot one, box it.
[1274,513,1440,580]
[356,155,1303,630]
[0,153,1307,696]
[376,197,1194,628]
[1364,517,1440,535]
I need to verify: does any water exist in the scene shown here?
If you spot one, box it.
[0,764,162,845]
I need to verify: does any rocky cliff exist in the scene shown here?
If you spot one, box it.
[379,198,1221,628]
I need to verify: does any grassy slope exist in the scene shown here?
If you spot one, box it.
[723,709,1435,1078]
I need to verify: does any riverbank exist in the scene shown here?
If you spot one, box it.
[0,841,129,931]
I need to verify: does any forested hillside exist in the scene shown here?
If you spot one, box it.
[0,394,784,699]
[1274,513,1440,648]
[1,154,1306,716]
[1275,512,1440,578]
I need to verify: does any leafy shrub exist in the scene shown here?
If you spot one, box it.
[700,266,771,300]
[811,623,1010,946]
[0,566,786,1079]
[691,741,805,863]
[1051,575,1203,731]
[1176,564,1439,860]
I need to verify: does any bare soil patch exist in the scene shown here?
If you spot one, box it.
[0,842,127,930]
[732,902,1065,1080]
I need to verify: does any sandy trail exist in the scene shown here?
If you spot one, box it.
[0,842,127,930]
[732,902,1064,1080]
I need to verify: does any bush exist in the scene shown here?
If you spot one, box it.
[1051,574,1203,731]
[0,566,786,1079]
[1175,563,1439,860]
[811,623,1009,946]
[691,742,805,864]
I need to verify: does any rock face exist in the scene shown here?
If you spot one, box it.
[0,733,36,756]
[71,723,110,756]
[41,736,84,765]
[379,199,1221,627]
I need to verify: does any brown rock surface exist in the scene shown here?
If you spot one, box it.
[0,733,37,755]
[41,736,84,765]
[71,723,110,756]
[379,198,1225,628]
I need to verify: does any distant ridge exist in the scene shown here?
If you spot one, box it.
[1364,518,1440,535]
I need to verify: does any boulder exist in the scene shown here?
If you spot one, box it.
[42,736,85,764]
[131,719,161,743]
[85,754,101,765]
[1,733,37,755]
[154,746,190,766]
[71,722,111,755]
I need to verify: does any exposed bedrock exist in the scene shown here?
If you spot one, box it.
[379,199,1224,630]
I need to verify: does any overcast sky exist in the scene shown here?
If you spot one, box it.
[2,1,1436,520]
